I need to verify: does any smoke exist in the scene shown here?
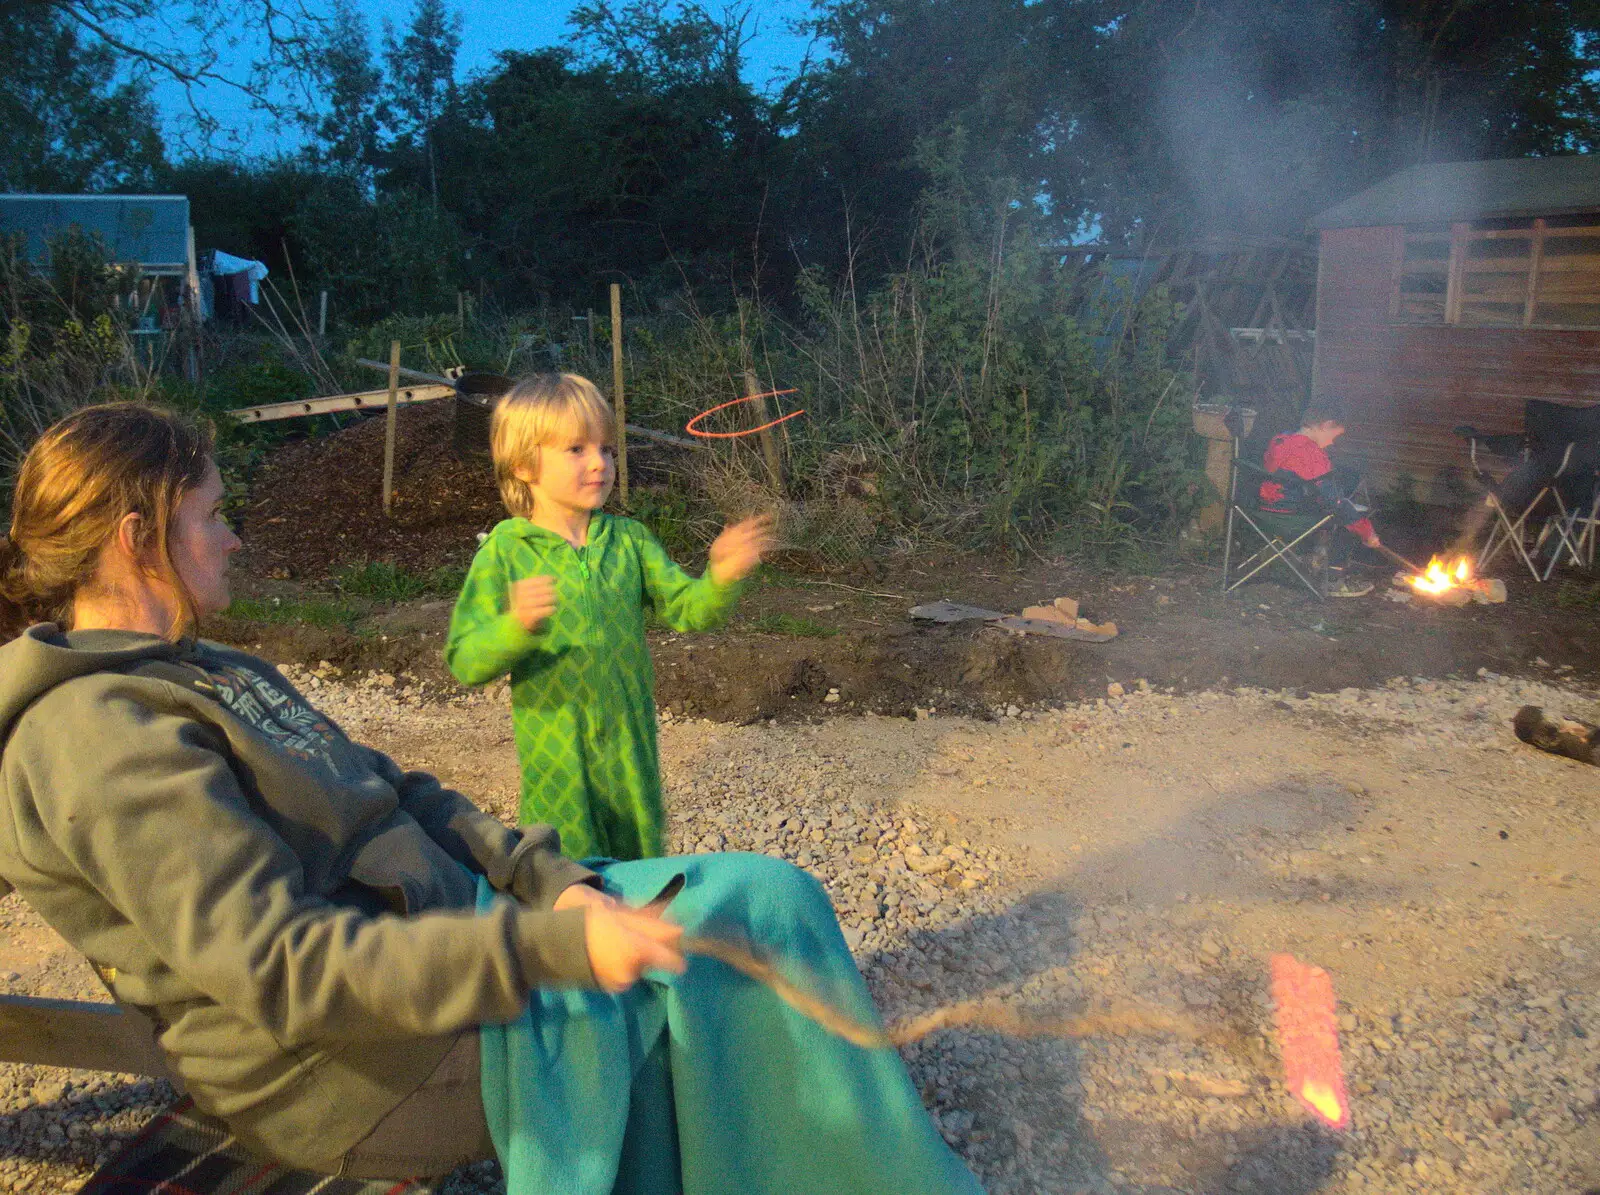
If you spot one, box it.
[1150,6,1370,238]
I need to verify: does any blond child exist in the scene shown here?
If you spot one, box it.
[445,373,773,859]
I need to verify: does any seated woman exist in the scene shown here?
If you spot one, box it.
[0,403,982,1193]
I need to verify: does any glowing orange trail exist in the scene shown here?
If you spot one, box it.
[1270,954,1351,1131]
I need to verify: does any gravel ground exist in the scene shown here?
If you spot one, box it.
[3,664,1599,1194]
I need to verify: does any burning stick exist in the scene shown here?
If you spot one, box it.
[1370,542,1426,578]
[1270,954,1351,1131]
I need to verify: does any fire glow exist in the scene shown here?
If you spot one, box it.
[1407,554,1473,596]
[1270,954,1352,1132]
[1300,1080,1346,1127]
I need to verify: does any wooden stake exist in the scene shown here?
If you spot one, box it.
[318,289,327,336]
[745,367,784,494]
[383,339,401,516]
[610,283,629,507]
[457,290,465,327]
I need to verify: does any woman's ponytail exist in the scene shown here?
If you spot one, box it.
[0,532,38,642]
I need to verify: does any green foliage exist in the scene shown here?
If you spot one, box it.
[561,212,1203,560]
[335,560,467,601]
[626,485,714,561]
[0,230,158,473]
[206,354,318,412]
[303,0,383,176]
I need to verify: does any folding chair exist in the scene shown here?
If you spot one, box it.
[1222,454,1334,600]
[1538,461,1600,579]
[1459,399,1600,581]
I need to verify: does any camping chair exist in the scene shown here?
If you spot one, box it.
[1537,458,1600,580]
[0,876,440,1193]
[1222,455,1334,600]
[1458,399,1600,581]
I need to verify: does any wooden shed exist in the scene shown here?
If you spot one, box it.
[1309,155,1600,501]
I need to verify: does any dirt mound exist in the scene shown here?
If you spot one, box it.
[239,400,503,580]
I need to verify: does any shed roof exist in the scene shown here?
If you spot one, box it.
[0,194,190,274]
[1312,156,1600,230]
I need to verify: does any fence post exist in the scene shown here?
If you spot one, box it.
[610,283,628,508]
[744,368,784,495]
[382,340,401,516]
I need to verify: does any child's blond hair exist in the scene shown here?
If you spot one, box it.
[491,373,617,517]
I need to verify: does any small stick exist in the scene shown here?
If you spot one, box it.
[382,340,400,517]
[885,998,1204,1047]
[682,936,1205,1050]
[1371,542,1426,576]
[804,579,906,600]
[611,282,629,508]
[683,936,889,1049]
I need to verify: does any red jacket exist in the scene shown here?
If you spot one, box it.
[1260,433,1375,540]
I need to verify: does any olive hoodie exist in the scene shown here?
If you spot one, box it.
[0,625,600,1168]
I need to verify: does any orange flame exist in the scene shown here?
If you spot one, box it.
[1301,1079,1345,1125]
[1407,554,1473,595]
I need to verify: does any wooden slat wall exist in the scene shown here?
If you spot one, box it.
[1313,225,1600,500]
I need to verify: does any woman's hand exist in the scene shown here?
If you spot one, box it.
[510,575,558,631]
[552,881,619,913]
[576,902,686,994]
[708,514,777,586]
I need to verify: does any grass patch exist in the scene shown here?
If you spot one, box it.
[1554,578,1600,611]
[743,611,838,638]
[222,596,366,630]
[335,560,467,602]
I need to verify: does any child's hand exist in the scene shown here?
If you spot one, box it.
[511,575,558,631]
[708,514,777,586]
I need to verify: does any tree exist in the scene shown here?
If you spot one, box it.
[2,0,328,146]
[0,5,164,190]
[301,0,382,180]
[783,0,1092,273]
[383,0,463,208]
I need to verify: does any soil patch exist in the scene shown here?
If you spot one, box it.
[223,406,1600,715]
[238,399,503,578]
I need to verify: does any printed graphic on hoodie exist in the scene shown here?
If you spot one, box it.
[194,659,342,770]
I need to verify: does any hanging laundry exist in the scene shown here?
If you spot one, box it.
[208,250,269,303]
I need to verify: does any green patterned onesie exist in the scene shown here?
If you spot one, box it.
[445,514,741,860]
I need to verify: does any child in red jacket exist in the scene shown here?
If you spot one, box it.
[1260,398,1380,597]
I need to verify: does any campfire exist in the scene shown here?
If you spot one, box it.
[1386,554,1506,606]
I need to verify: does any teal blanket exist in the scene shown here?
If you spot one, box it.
[477,852,985,1195]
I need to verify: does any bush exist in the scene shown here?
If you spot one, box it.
[0,229,159,484]
[572,223,1203,562]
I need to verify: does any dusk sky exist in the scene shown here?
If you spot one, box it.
[154,0,820,157]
